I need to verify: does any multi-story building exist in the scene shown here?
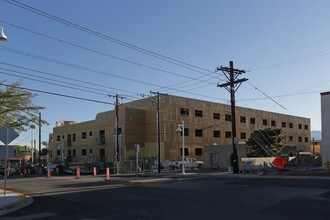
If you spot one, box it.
[49,95,311,164]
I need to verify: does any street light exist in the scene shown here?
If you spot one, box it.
[176,120,185,174]
[0,26,8,41]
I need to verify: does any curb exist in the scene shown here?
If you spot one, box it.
[111,177,175,184]
[229,174,330,180]
[0,192,27,211]
[128,178,175,184]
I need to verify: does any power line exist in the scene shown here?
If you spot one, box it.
[249,83,287,110]
[248,46,330,72]
[237,89,330,102]
[0,69,110,97]
[0,61,138,98]
[0,19,220,84]
[3,0,215,75]
[0,82,115,105]
[0,46,228,102]
[239,36,330,66]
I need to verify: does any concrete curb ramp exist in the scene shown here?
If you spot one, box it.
[0,190,33,216]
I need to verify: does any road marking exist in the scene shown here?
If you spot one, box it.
[3,212,58,219]
[29,184,129,197]
[79,218,98,220]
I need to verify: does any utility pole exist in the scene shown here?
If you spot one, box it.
[109,94,125,173]
[31,128,34,163]
[115,94,119,163]
[39,112,41,166]
[216,61,248,174]
[150,91,167,173]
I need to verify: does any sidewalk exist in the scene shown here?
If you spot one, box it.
[0,190,33,216]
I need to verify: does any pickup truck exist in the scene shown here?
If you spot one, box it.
[177,158,203,169]
[162,160,177,170]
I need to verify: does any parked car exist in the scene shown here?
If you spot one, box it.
[42,163,59,174]
[66,163,99,175]
[177,158,203,169]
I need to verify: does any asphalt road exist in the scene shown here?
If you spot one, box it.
[2,175,330,220]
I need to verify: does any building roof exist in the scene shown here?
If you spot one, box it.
[321,91,330,96]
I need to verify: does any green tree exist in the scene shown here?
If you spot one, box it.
[0,81,48,132]
[246,128,284,157]
[41,148,48,156]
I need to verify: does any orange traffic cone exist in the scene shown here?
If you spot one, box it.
[105,167,110,182]
[93,166,97,176]
[47,168,51,178]
[75,168,81,179]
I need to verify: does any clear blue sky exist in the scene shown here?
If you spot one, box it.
[1,0,330,146]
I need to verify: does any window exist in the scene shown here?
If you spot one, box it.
[82,132,87,140]
[180,128,189,136]
[195,110,203,117]
[240,132,246,139]
[304,125,308,130]
[67,134,72,146]
[195,129,203,137]
[298,137,302,142]
[89,131,93,136]
[240,116,246,123]
[195,148,203,156]
[56,135,60,142]
[213,113,220,120]
[213,130,220,138]
[82,149,87,156]
[57,150,60,156]
[180,108,189,116]
[289,136,293,142]
[250,117,256,125]
[73,149,76,158]
[89,149,93,154]
[72,133,76,142]
[225,114,231,122]
[298,124,302,129]
[282,122,286,128]
[263,119,268,126]
[180,148,189,156]
[289,123,293,128]
[62,135,65,140]
[305,137,309,142]
[98,130,106,145]
[271,120,276,127]
[67,150,72,157]
[225,131,232,138]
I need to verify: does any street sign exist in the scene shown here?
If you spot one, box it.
[234,137,239,149]
[0,124,19,145]
[0,125,19,196]
[272,156,287,169]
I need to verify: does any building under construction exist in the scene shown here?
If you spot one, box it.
[48,95,311,165]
